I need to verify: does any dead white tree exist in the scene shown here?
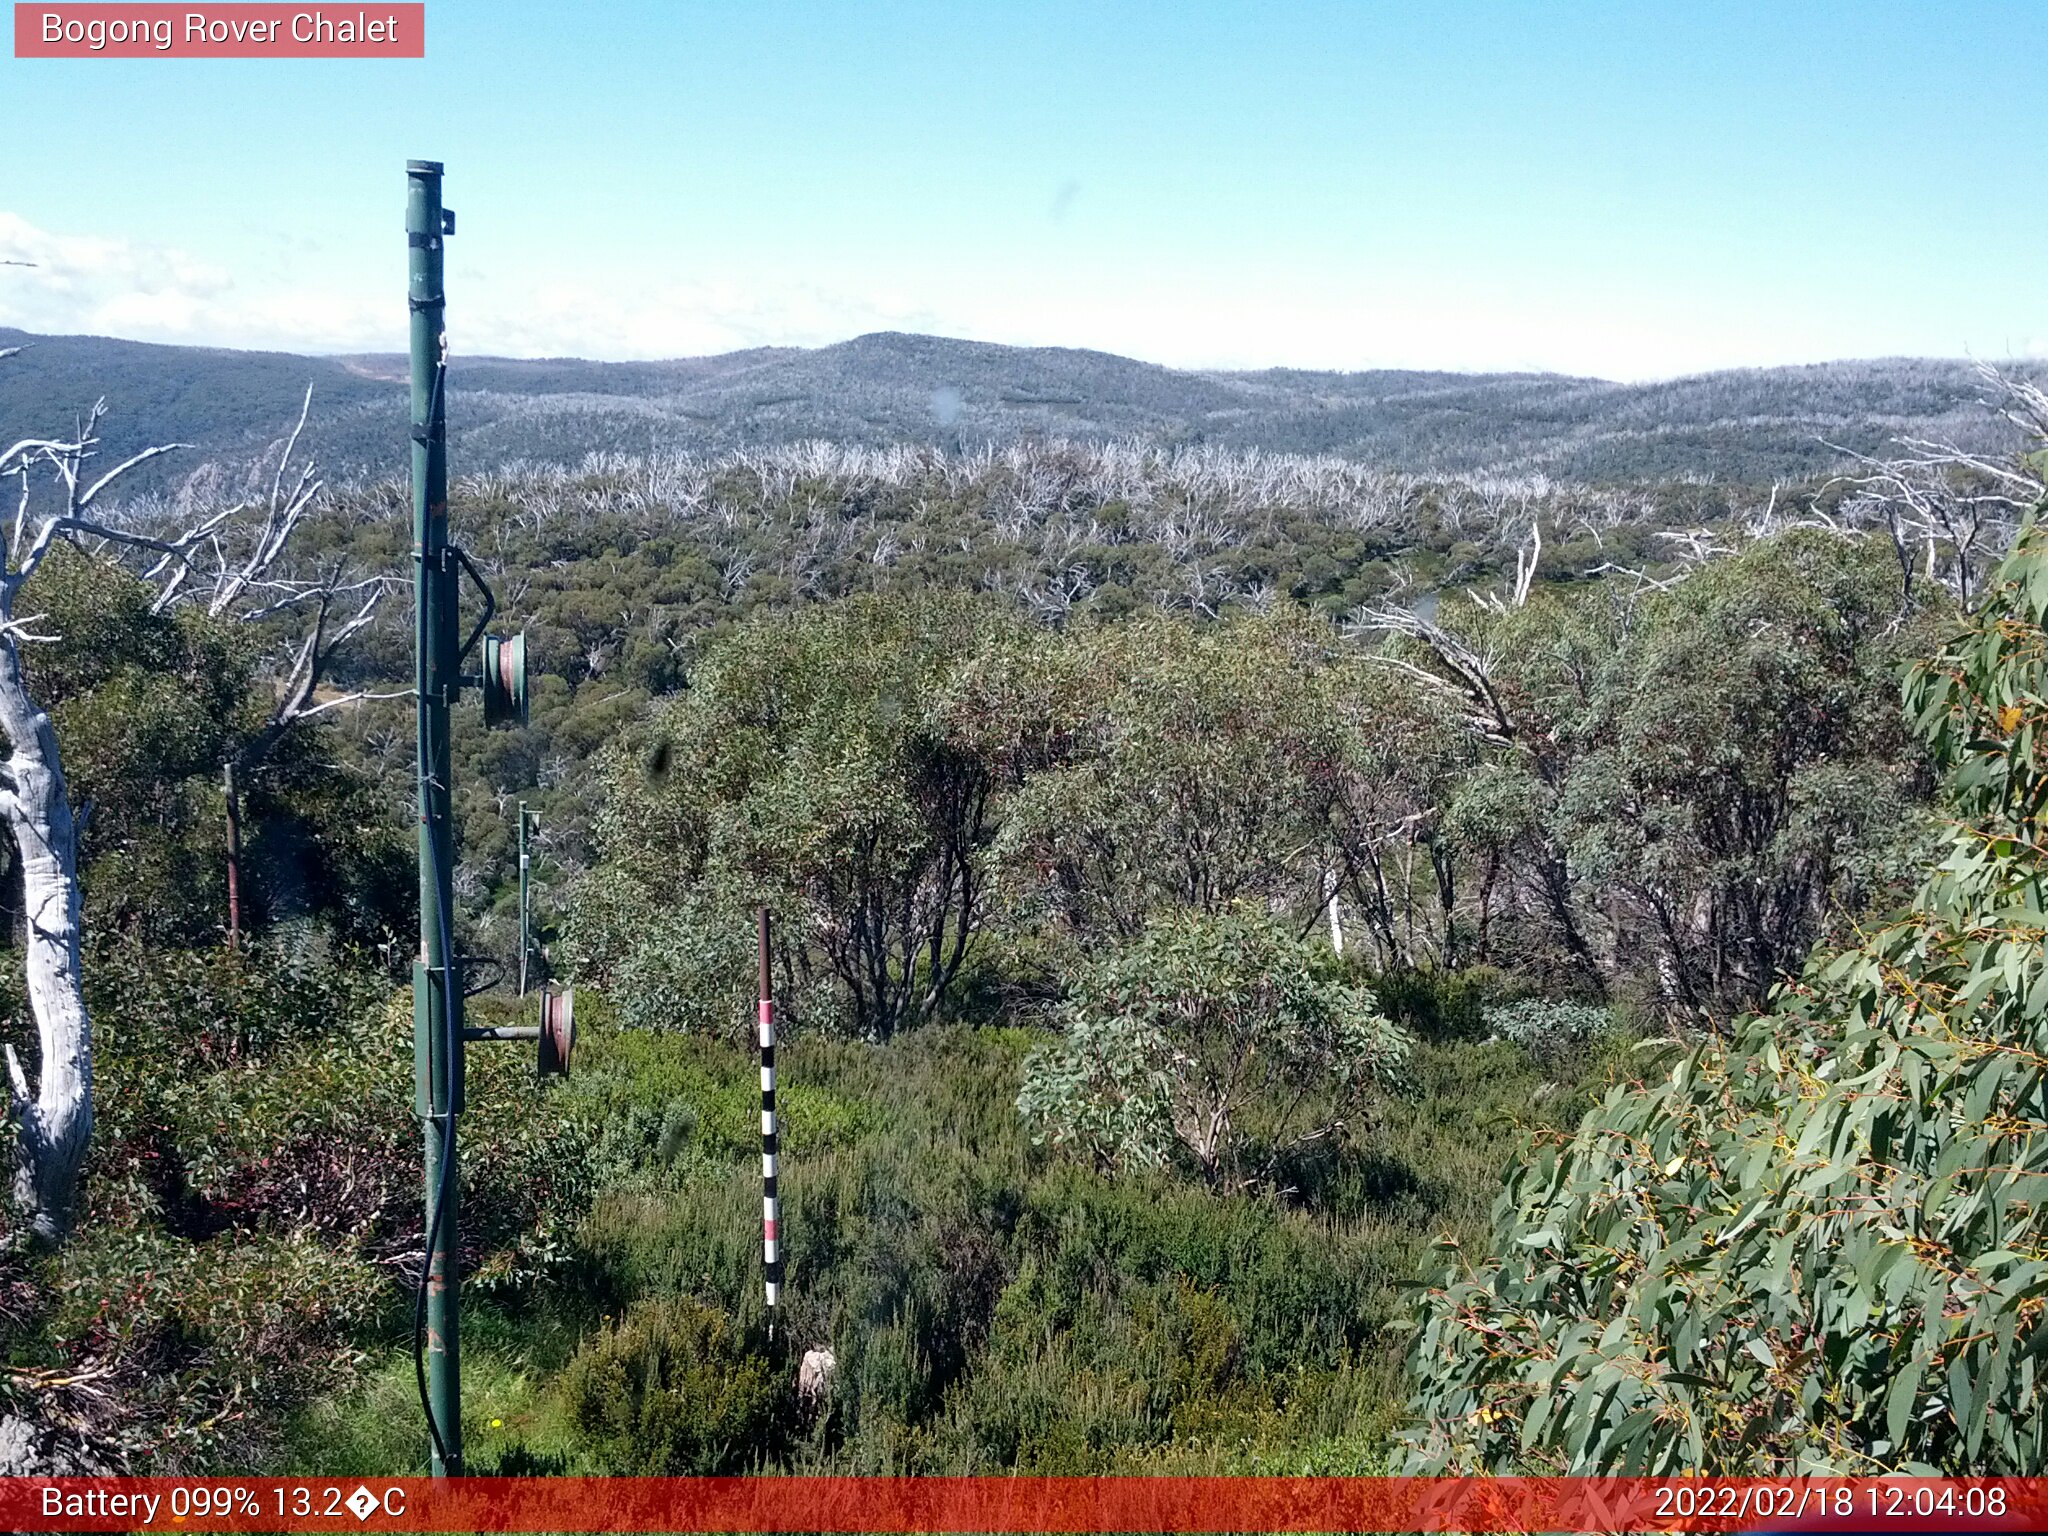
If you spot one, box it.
[1469,517,1543,614]
[1012,562,1095,627]
[1,385,398,1243]
[178,392,409,940]
[1812,367,2048,610]
[1827,463,2036,609]
[0,400,187,1245]
[1344,599,1516,747]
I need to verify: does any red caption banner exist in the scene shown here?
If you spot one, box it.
[2,1477,2046,1534]
[14,4,423,57]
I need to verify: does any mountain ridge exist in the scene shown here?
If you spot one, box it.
[0,326,2028,488]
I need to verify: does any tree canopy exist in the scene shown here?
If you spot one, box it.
[1403,519,2048,1474]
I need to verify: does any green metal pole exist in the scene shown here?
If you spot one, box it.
[408,158,463,1478]
[518,800,530,997]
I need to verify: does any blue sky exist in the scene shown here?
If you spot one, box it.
[0,0,2039,377]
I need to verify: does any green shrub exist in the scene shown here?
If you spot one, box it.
[1019,907,1409,1187]
[1482,998,1614,1066]
[41,1227,384,1469]
[1367,965,1518,1044]
[559,1297,782,1473]
[562,870,761,1041]
[933,1167,1410,1473]
[485,1015,1593,1477]
[68,940,399,1239]
[574,1023,876,1187]
[8,972,603,1473]
[121,995,596,1292]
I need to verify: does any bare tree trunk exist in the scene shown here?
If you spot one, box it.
[0,628,90,1248]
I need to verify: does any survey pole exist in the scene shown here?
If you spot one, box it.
[759,908,781,1339]
[408,157,462,1478]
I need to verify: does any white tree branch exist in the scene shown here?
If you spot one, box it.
[75,443,190,512]
[293,686,416,720]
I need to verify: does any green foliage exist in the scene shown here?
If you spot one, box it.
[567,529,1931,1036]
[1482,999,1615,1068]
[538,1014,1593,1477]
[2,388,1987,1481]
[1483,530,1939,1008]
[5,974,598,1469]
[80,933,388,1230]
[6,546,411,951]
[571,1024,1028,1413]
[985,612,1365,940]
[1368,966,1519,1044]
[566,878,755,1039]
[570,593,1016,1039]
[1402,520,2048,1475]
[950,1227,1378,1473]
[306,439,1922,989]
[559,1296,782,1474]
[88,931,377,1073]
[23,546,250,943]
[281,1341,576,1479]
[1018,907,1409,1188]
[575,1021,875,1180]
[297,481,1935,1027]
[41,1226,384,1467]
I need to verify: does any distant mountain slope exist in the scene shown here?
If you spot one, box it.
[0,326,2026,488]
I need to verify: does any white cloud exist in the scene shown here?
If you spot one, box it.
[0,211,947,361]
[0,212,236,334]
[0,211,2008,383]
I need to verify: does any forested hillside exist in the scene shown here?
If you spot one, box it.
[0,326,2025,486]
[1,367,2043,1477]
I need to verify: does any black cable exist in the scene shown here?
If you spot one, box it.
[411,354,460,1473]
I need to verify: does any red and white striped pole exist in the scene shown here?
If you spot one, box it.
[758,907,781,1340]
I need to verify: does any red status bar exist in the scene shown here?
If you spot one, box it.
[2,1476,2045,1533]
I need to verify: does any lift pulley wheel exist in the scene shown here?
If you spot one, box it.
[482,632,528,728]
[538,985,574,1078]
